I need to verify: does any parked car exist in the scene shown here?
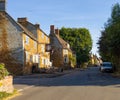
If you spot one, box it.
[100,62,114,73]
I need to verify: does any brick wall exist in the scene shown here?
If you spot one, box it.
[0,76,14,93]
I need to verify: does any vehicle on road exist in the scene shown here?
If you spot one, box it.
[100,62,114,73]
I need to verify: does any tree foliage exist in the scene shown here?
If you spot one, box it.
[60,27,92,65]
[98,3,120,70]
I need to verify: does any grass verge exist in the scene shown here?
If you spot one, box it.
[0,89,19,100]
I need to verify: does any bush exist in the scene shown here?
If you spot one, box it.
[0,63,9,80]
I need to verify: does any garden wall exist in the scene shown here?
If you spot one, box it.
[0,76,14,93]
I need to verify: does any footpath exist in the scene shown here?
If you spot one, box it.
[14,68,83,79]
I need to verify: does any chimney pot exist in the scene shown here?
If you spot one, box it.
[55,29,59,36]
[0,0,6,11]
[17,17,27,23]
[35,24,40,28]
[50,25,55,34]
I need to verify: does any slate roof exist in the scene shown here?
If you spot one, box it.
[19,20,49,38]
[17,23,37,41]
[55,34,72,51]
[0,11,37,41]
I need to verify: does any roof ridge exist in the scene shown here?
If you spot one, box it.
[3,12,37,41]
[27,21,49,38]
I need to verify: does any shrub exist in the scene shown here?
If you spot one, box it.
[0,63,9,80]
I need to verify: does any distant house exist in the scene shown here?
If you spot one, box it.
[90,54,102,66]
[49,25,74,69]
[17,18,51,69]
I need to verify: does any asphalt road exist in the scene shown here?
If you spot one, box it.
[12,67,120,100]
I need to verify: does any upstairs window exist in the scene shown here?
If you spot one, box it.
[41,45,45,52]
[42,32,44,39]
[26,51,29,62]
[25,35,29,44]
[34,41,37,48]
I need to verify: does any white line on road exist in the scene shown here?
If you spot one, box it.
[18,85,34,92]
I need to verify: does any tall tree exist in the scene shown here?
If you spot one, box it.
[60,27,92,65]
[98,3,120,70]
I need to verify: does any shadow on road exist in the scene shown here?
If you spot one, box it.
[13,67,120,87]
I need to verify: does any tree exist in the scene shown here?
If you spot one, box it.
[98,3,120,70]
[60,27,92,65]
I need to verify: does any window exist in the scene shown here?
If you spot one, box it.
[64,58,67,63]
[41,45,44,52]
[63,49,68,55]
[33,55,39,63]
[35,55,39,63]
[46,37,49,42]
[45,44,51,52]
[30,55,33,62]
[67,44,70,48]
[42,32,44,38]
[64,55,68,63]
[33,55,35,63]
[34,41,37,48]
[25,35,29,44]
[26,51,29,62]
[44,59,46,65]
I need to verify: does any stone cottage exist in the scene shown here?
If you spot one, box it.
[0,0,39,74]
[49,25,74,69]
[17,18,51,69]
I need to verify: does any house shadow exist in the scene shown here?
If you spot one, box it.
[13,68,120,88]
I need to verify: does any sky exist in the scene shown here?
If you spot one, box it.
[7,0,120,56]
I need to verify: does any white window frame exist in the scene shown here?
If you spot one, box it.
[42,32,44,39]
[30,55,33,62]
[26,51,29,62]
[25,35,29,44]
[33,55,35,63]
[41,45,44,52]
[34,41,37,48]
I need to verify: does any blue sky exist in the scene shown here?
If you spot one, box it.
[7,0,120,56]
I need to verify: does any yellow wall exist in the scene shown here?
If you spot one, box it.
[23,34,37,55]
[23,33,38,73]
[37,29,50,68]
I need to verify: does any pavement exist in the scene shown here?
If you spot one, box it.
[14,68,83,79]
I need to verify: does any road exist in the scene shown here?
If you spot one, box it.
[12,67,120,100]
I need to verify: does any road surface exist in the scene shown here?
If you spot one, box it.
[12,67,120,100]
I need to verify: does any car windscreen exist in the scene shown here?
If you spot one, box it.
[102,64,112,67]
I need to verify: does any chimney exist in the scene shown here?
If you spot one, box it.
[0,0,6,11]
[17,17,27,23]
[35,24,40,28]
[55,29,59,36]
[50,25,55,34]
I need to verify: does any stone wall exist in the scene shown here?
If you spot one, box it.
[0,76,14,93]
[0,12,24,75]
[49,33,63,67]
